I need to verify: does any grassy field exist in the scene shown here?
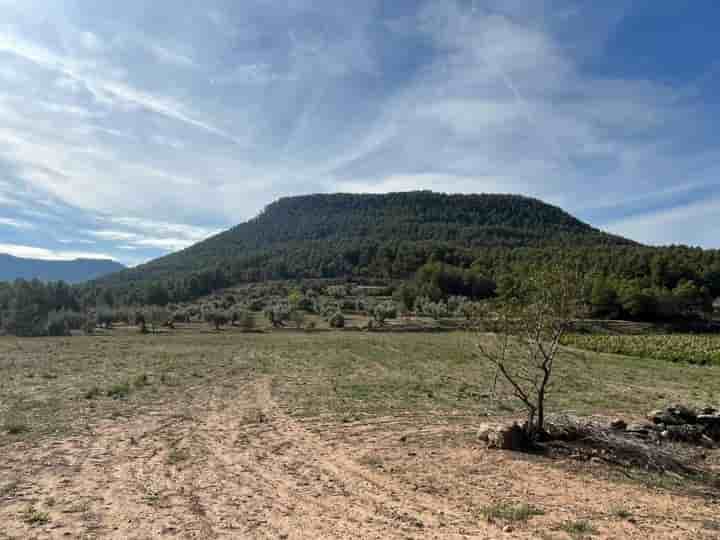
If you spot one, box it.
[2,329,720,539]
[2,328,719,446]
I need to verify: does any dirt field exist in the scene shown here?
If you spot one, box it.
[2,330,720,539]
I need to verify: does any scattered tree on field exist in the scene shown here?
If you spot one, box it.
[476,266,587,444]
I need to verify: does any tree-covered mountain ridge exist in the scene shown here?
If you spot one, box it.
[99,191,633,288]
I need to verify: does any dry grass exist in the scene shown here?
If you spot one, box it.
[1,329,720,538]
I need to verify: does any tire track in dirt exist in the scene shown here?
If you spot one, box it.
[0,379,497,539]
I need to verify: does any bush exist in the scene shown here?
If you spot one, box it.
[329,312,345,328]
[171,310,189,323]
[233,310,255,330]
[47,311,83,336]
[290,309,305,329]
[96,306,114,329]
[265,304,290,327]
[205,309,229,330]
[371,301,397,326]
[134,311,148,333]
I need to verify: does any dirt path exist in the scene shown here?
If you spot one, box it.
[1,379,718,539]
[0,379,493,539]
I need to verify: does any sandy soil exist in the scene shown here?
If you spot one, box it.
[1,379,718,539]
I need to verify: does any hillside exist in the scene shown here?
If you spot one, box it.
[98,192,633,290]
[0,254,125,284]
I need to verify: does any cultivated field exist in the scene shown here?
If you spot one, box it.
[2,329,720,539]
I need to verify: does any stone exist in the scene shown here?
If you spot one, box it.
[669,404,698,424]
[477,423,495,442]
[663,424,704,443]
[648,408,685,426]
[696,414,720,425]
[479,422,527,451]
[700,435,715,449]
[626,422,659,438]
[503,525,514,533]
[609,419,627,430]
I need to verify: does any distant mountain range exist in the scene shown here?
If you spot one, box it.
[0,254,125,284]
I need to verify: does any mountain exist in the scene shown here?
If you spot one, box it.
[0,254,125,284]
[98,191,634,294]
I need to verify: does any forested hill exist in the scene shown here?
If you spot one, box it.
[96,192,633,296]
[0,254,125,284]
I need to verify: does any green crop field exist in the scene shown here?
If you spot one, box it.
[564,333,720,366]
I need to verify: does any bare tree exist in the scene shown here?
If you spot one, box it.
[476,266,587,443]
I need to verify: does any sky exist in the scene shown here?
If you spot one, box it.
[0,0,719,266]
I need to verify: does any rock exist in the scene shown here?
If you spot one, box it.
[626,422,659,438]
[701,407,718,415]
[610,419,627,431]
[479,423,527,451]
[663,424,704,443]
[477,423,495,442]
[503,525,514,533]
[670,404,698,424]
[696,414,720,425]
[700,435,715,449]
[701,421,720,441]
[648,407,694,426]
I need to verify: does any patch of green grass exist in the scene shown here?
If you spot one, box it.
[142,489,161,506]
[560,519,597,538]
[3,421,29,435]
[21,505,50,526]
[481,501,544,523]
[106,381,131,399]
[610,506,632,519]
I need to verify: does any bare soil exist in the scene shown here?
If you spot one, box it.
[2,375,719,539]
[3,331,720,539]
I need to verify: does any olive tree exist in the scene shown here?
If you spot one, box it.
[476,266,587,443]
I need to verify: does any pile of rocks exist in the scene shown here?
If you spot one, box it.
[624,404,720,447]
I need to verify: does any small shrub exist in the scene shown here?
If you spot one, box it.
[21,505,50,526]
[96,306,114,329]
[329,312,345,329]
[610,506,632,519]
[560,519,597,537]
[204,309,229,330]
[233,310,255,331]
[46,311,71,336]
[481,502,544,523]
[107,382,131,399]
[371,301,398,326]
[290,309,305,329]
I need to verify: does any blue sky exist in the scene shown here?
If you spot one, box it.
[0,0,719,266]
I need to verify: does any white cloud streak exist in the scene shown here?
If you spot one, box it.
[0,243,115,261]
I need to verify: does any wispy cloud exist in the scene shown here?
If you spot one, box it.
[0,243,115,261]
[0,217,35,230]
[0,0,718,264]
[0,29,237,142]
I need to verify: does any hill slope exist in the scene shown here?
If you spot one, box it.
[0,254,125,284]
[99,191,633,290]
